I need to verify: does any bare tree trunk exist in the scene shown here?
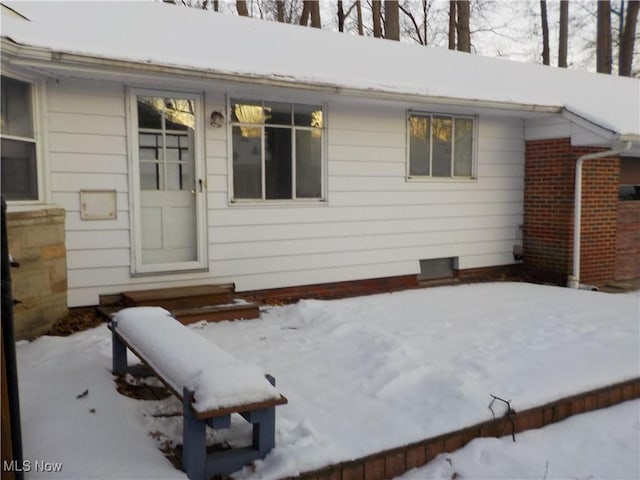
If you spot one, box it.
[558,0,569,67]
[236,0,249,16]
[300,0,310,25]
[423,0,428,46]
[456,0,470,52]
[449,1,457,49]
[310,0,321,28]
[619,0,639,76]
[540,0,550,65]
[384,1,400,40]
[356,0,364,35]
[276,0,285,22]
[338,0,346,32]
[597,0,612,73]
[372,0,383,38]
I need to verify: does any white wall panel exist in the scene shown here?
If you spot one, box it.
[48,78,527,306]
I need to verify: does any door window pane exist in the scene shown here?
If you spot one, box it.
[140,162,160,190]
[1,138,38,200]
[296,129,322,198]
[409,116,430,176]
[138,97,194,191]
[432,117,452,177]
[232,126,262,198]
[137,98,162,129]
[265,127,292,199]
[454,118,473,177]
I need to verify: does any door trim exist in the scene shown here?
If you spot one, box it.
[127,87,208,275]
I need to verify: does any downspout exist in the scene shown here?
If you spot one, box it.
[567,141,631,289]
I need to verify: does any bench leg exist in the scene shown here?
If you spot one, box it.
[182,388,207,480]
[252,375,276,456]
[111,325,128,374]
[252,406,276,456]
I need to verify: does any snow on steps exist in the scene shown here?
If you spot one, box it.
[97,283,260,324]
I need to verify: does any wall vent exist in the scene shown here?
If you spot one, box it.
[418,257,456,281]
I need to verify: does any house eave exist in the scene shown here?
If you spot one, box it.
[1,37,563,115]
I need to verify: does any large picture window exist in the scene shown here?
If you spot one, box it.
[408,113,474,179]
[230,99,323,201]
[1,75,38,200]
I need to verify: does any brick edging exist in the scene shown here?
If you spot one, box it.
[293,377,640,480]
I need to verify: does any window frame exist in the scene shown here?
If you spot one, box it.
[1,71,47,204]
[227,97,326,204]
[406,111,478,181]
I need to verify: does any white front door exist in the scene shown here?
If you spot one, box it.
[130,92,207,274]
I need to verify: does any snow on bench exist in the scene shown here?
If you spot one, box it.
[110,306,287,480]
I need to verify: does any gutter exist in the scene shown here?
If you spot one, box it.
[567,141,632,289]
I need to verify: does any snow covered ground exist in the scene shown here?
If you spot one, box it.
[398,399,640,480]
[15,282,640,479]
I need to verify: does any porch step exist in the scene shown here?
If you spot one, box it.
[97,283,260,324]
[121,283,236,309]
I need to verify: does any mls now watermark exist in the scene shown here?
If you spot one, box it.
[3,460,63,473]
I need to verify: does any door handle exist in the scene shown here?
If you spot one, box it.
[198,179,203,192]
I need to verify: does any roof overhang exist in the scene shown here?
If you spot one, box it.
[1,36,563,116]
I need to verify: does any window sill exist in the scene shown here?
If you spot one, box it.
[406,176,478,183]
[229,198,327,207]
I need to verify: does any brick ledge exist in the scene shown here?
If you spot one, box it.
[292,377,640,480]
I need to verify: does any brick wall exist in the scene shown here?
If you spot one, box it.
[244,266,521,305]
[616,201,640,280]
[297,378,640,480]
[6,209,68,339]
[577,149,620,284]
[524,138,620,286]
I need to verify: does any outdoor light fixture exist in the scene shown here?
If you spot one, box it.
[210,110,225,127]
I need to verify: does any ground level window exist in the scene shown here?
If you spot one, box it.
[408,113,474,179]
[230,99,323,201]
[1,75,38,200]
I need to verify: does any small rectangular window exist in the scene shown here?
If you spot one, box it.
[1,75,38,201]
[408,112,475,179]
[230,98,324,201]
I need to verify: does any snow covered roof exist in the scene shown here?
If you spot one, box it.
[2,1,639,138]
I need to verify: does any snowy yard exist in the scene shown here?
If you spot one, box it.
[16,282,640,479]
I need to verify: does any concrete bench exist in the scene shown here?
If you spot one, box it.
[110,307,287,480]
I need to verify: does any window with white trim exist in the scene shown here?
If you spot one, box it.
[408,113,475,178]
[230,99,323,201]
[1,75,39,200]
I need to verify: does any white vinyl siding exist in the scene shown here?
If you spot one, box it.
[45,77,524,306]
[209,98,524,293]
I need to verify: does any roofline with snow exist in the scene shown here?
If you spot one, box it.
[1,37,565,115]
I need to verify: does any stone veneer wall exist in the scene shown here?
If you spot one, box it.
[6,208,67,340]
